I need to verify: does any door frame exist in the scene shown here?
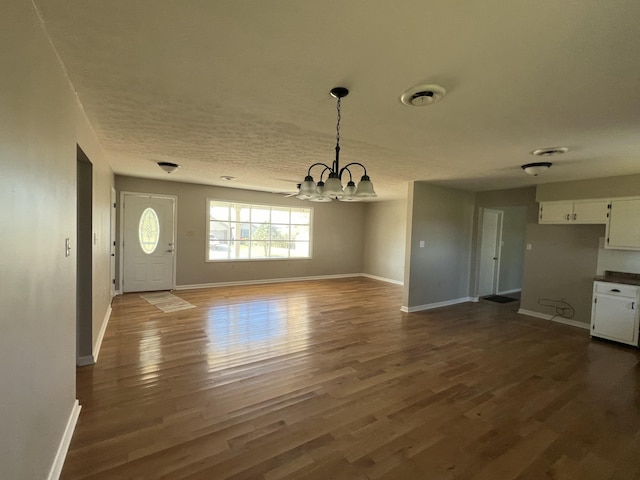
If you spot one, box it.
[476,208,504,298]
[118,191,178,293]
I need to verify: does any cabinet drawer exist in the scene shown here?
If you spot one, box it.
[594,282,639,297]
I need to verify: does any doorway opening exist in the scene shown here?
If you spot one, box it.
[76,146,93,366]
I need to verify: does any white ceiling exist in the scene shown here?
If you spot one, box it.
[35,0,640,200]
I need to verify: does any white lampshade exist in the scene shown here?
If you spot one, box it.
[355,175,377,197]
[309,194,332,202]
[299,176,317,196]
[323,174,344,196]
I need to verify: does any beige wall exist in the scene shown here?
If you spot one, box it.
[115,176,366,286]
[536,174,640,201]
[403,182,475,308]
[0,2,113,477]
[362,199,407,283]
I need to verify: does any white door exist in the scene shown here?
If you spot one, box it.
[478,209,503,297]
[122,194,176,293]
[110,187,117,296]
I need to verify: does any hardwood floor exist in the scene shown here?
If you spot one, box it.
[62,278,640,479]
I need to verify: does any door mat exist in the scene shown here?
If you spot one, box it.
[140,292,197,313]
[482,295,518,304]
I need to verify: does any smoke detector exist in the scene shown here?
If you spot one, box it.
[400,84,446,107]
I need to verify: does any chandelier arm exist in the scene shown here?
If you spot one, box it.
[339,162,368,178]
[306,162,332,177]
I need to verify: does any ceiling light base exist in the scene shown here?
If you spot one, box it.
[521,162,552,176]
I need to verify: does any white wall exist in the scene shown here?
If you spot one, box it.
[0,2,113,477]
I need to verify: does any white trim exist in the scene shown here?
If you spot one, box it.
[175,273,361,290]
[518,308,590,330]
[119,191,178,293]
[47,400,81,480]
[400,296,474,313]
[360,273,404,285]
[497,288,522,295]
[92,305,111,363]
[115,290,122,296]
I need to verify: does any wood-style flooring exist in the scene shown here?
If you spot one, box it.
[62,278,640,479]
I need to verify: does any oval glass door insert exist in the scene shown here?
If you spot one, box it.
[139,207,160,254]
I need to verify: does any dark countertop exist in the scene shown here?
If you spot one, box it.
[594,270,640,286]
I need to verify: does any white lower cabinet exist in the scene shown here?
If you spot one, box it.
[591,282,640,346]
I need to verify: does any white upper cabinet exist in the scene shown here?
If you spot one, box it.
[606,198,640,250]
[539,200,609,224]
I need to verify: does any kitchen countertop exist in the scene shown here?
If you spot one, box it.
[594,270,640,286]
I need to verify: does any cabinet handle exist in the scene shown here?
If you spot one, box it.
[632,302,636,310]
[566,214,571,221]
[611,289,621,293]
[573,213,577,220]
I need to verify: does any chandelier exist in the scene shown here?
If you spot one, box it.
[297,87,376,202]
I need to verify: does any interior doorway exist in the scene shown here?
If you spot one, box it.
[478,209,503,297]
[76,146,93,366]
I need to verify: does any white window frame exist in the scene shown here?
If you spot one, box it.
[206,199,313,262]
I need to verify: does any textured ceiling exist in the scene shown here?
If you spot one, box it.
[34,0,640,199]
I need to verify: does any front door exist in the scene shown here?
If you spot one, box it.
[122,194,176,293]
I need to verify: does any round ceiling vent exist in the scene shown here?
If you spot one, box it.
[531,147,568,157]
[400,84,446,107]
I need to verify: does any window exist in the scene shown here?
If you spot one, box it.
[139,207,160,254]
[207,200,312,261]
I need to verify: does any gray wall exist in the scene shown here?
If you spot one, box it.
[520,224,603,325]
[0,2,113,477]
[403,182,475,308]
[362,199,407,283]
[116,176,366,286]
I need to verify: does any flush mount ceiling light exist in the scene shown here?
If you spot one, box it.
[297,87,376,202]
[220,175,236,181]
[521,162,552,176]
[400,84,446,107]
[157,161,180,173]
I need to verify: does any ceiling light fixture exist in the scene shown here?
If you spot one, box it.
[220,175,236,181]
[297,87,376,202]
[157,161,180,173]
[521,162,552,176]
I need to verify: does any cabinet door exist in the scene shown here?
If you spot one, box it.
[607,198,640,249]
[572,201,609,224]
[539,202,573,223]
[591,294,638,345]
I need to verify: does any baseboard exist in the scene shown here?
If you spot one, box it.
[497,288,522,295]
[517,308,589,330]
[401,296,474,313]
[176,273,365,290]
[47,399,81,480]
[76,355,94,367]
[92,304,111,363]
[359,273,404,285]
